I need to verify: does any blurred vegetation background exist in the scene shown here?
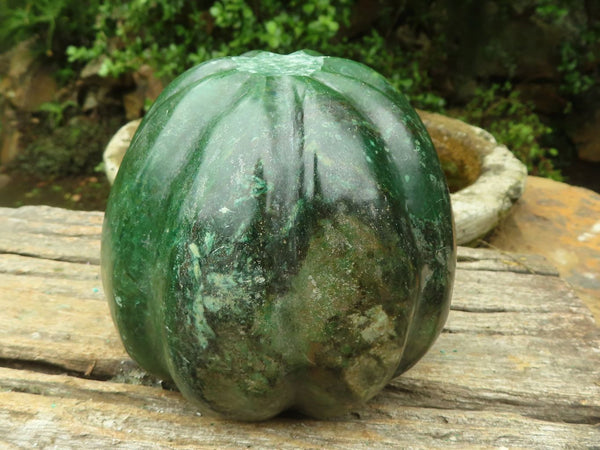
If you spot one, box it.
[0,0,598,209]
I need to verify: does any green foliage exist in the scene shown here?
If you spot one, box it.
[558,33,598,101]
[63,0,444,111]
[532,0,599,101]
[0,0,62,52]
[37,100,77,128]
[66,0,354,79]
[343,30,446,111]
[533,0,569,23]
[460,83,562,180]
[4,0,597,182]
[0,0,100,56]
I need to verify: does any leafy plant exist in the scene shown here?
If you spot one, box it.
[533,0,569,23]
[37,100,77,128]
[66,0,355,79]
[558,35,598,102]
[0,0,62,53]
[0,0,100,57]
[5,0,596,183]
[61,0,450,112]
[343,30,446,111]
[460,83,562,180]
[532,0,599,104]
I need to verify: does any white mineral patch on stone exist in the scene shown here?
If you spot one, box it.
[360,305,394,344]
[577,221,600,242]
[232,51,325,77]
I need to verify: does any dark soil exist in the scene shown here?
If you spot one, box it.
[562,158,600,194]
[0,173,111,211]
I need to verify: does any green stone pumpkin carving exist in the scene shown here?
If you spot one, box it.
[101,50,456,421]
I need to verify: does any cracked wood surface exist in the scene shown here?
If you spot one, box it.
[1,205,599,448]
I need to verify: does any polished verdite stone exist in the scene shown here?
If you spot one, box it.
[101,50,456,421]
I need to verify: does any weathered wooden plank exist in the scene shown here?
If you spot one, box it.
[0,206,561,273]
[2,251,595,380]
[1,205,600,447]
[0,206,102,264]
[1,265,599,432]
[400,333,600,423]
[0,205,104,226]
[2,289,597,424]
[457,246,560,276]
[453,268,586,313]
[0,253,100,280]
[1,367,599,449]
[0,259,130,377]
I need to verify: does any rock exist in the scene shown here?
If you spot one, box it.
[78,56,133,114]
[0,108,21,164]
[0,38,57,112]
[81,85,114,112]
[443,14,566,88]
[493,18,564,81]
[0,127,21,164]
[571,108,600,162]
[0,173,11,190]
[0,39,58,164]
[81,90,100,111]
[103,119,142,184]
[80,57,108,80]
[123,65,164,120]
[514,82,568,115]
[488,176,600,323]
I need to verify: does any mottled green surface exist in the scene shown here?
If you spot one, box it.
[101,50,456,420]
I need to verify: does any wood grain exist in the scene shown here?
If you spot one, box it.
[1,206,599,448]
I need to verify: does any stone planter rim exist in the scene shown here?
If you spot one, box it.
[422,112,527,246]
